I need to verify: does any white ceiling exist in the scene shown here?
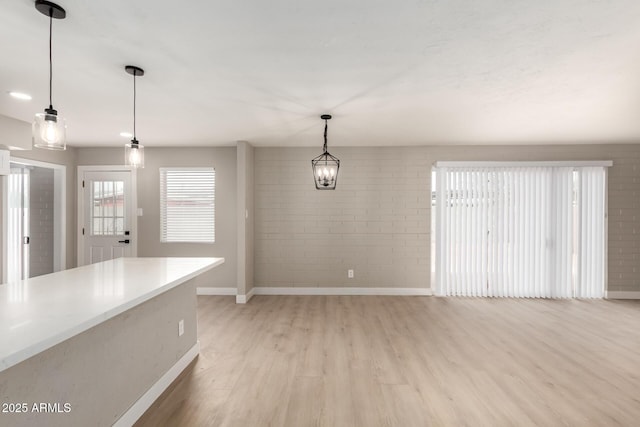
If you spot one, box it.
[1,0,640,148]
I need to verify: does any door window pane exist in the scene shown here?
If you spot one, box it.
[91,180,125,236]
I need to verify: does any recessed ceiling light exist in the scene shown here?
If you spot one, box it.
[9,92,32,101]
[120,132,133,138]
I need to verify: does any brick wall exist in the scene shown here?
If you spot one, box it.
[29,166,55,278]
[254,144,640,292]
[255,147,430,288]
[607,150,640,292]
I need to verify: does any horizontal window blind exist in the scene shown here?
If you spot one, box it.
[160,168,215,243]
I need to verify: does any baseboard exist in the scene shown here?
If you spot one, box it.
[196,287,236,296]
[236,287,255,304]
[113,341,200,427]
[253,287,432,296]
[606,291,640,300]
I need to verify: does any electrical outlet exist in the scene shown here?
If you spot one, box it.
[348,269,354,279]
[178,319,184,337]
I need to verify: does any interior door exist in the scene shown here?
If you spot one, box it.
[81,170,134,265]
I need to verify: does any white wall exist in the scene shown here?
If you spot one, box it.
[7,142,638,295]
[254,147,429,289]
[254,144,640,293]
[0,115,31,150]
[77,147,237,289]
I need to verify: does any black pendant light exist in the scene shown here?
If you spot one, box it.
[311,114,340,190]
[124,65,145,168]
[32,0,66,150]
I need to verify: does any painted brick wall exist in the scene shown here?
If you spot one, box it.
[254,144,640,292]
[255,147,431,288]
[607,149,640,292]
[29,166,54,278]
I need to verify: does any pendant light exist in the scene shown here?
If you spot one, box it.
[311,114,340,190]
[32,0,66,150]
[124,65,145,169]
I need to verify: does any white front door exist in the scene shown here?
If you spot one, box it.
[80,170,135,266]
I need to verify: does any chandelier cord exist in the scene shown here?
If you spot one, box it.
[323,119,328,152]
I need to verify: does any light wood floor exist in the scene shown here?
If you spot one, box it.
[135,295,640,426]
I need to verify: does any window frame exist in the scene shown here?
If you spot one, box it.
[159,167,216,244]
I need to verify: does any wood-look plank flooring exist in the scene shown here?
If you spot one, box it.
[135,295,640,426]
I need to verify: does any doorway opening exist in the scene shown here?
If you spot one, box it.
[1,157,66,283]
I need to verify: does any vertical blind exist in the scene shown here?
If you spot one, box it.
[160,167,215,243]
[433,165,606,298]
[577,167,606,298]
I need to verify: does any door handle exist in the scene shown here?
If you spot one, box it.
[118,239,130,244]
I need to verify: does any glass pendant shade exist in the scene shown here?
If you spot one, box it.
[124,65,145,168]
[33,110,66,150]
[312,152,340,189]
[33,1,67,151]
[125,141,144,169]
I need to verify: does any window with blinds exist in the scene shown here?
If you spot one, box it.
[432,162,609,299]
[160,167,215,243]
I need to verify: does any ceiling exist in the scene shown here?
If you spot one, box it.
[1,0,640,148]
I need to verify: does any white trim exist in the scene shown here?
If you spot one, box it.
[434,161,613,168]
[77,166,138,266]
[159,167,215,172]
[235,287,255,304]
[77,165,138,171]
[606,291,640,300]
[9,156,67,170]
[253,287,432,296]
[1,175,7,283]
[159,167,215,243]
[113,341,199,427]
[0,149,8,175]
[196,287,236,296]
[7,157,66,274]
[603,167,609,296]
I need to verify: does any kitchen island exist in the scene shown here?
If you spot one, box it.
[0,257,224,427]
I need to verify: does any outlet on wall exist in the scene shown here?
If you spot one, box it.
[348,269,354,279]
[178,319,184,337]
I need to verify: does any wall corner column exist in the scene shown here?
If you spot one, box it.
[236,141,254,303]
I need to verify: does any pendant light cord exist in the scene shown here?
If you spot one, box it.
[133,72,137,141]
[323,119,328,153]
[48,10,53,109]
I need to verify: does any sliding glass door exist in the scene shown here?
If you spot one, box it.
[433,164,607,298]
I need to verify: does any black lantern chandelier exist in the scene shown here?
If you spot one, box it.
[33,0,66,150]
[124,65,145,168]
[311,114,340,190]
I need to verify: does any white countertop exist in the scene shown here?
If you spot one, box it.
[0,257,224,372]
